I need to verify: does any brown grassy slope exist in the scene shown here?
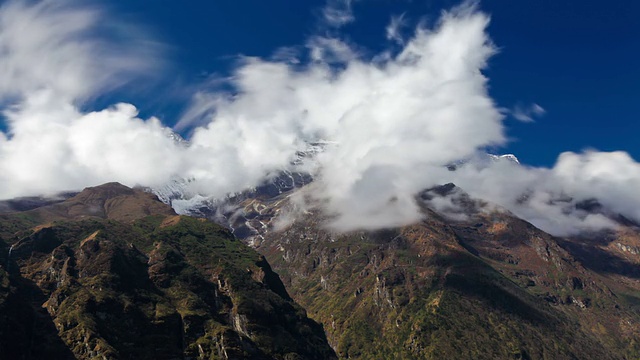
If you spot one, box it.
[24,182,176,223]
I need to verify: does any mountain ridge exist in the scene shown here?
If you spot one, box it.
[3,181,640,359]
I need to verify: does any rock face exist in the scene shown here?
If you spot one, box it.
[246,185,640,359]
[0,183,336,359]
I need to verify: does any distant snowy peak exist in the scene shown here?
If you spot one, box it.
[447,153,520,171]
[292,140,335,167]
[149,135,325,220]
[488,154,520,164]
[164,129,189,146]
[150,177,195,205]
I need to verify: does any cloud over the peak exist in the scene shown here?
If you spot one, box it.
[180,3,503,230]
[443,150,640,236]
[0,0,503,230]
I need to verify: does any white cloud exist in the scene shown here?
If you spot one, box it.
[0,0,503,232]
[0,95,186,199]
[0,0,175,198]
[176,2,502,231]
[307,36,359,63]
[271,46,302,64]
[441,150,640,236]
[0,0,518,232]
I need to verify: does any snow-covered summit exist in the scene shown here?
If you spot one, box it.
[163,129,189,146]
[447,153,520,171]
[488,154,520,164]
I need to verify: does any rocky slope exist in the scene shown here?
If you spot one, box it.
[234,184,640,359]
[0,183,335,359]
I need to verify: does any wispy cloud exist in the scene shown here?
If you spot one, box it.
[512,103,546,122]
[322,0,355,28]
[0,0,162,104]
[307,36,359,63]
[386,13,407,44]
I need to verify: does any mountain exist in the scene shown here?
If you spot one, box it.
[489,154,520,163]
[0,192,76,214]
[262,190,640,359]
[446,153,520,171]
[0,183,336,359]
[139,146,640,358]
[186,180,640,359]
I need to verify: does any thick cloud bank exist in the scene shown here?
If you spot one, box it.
[181,3,502,231]
[446,151,640,236]
[1,0,639,236]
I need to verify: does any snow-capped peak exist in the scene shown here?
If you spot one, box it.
[488,154,520,164]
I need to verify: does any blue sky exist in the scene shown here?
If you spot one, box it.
[102,0,640,167]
